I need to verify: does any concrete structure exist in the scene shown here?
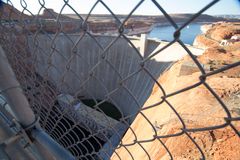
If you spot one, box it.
[27,34,204,123]
[179,61,210,76]
[57,93,126,142]
[200,24,213,34]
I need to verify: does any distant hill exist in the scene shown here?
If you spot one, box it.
[38,8,76,21]
[0,3,75,21]
[214,15,240,19]
[0,3,30,20]
[1,2,238,24]
[0,2,239,34]
[65,13,238,23]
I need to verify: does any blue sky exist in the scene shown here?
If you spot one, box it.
[5,0,240,15]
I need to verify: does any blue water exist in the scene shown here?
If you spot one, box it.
[148,23,203,44]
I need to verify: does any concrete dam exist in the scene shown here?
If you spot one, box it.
[2,33,204,159]
[28,34,202,119]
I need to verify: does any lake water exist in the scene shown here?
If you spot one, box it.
[148,23,204,45]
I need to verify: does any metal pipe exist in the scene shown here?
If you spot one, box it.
[31,128,75,160]
[0,145,10,160]
[0,46,35,127]
[0,112,35,160]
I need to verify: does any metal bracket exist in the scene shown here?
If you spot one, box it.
[1,116,40,148]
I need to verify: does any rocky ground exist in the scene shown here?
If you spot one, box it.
[112,22,240,160]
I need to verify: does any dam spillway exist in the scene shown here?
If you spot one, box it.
[27,34,172,121]
[29,34,173,159]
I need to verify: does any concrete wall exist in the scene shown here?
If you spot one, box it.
[27,34,203,122]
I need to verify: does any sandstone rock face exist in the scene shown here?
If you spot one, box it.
[208,23,240,41]
[0,3,30,20]
[193,34,219,49]
[111,62,240,160]
[194,22,240,49]
[112,22,240,160]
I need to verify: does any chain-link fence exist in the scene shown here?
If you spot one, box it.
[0,0,239,159]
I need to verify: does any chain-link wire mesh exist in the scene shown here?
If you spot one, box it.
[0,0,239,159]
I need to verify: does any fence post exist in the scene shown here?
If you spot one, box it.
[0,45,75,160]
[0,46,35,127]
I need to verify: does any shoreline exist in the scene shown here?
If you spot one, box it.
[128,21,213,35]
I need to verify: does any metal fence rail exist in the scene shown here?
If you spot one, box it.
[0,0,239,159]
